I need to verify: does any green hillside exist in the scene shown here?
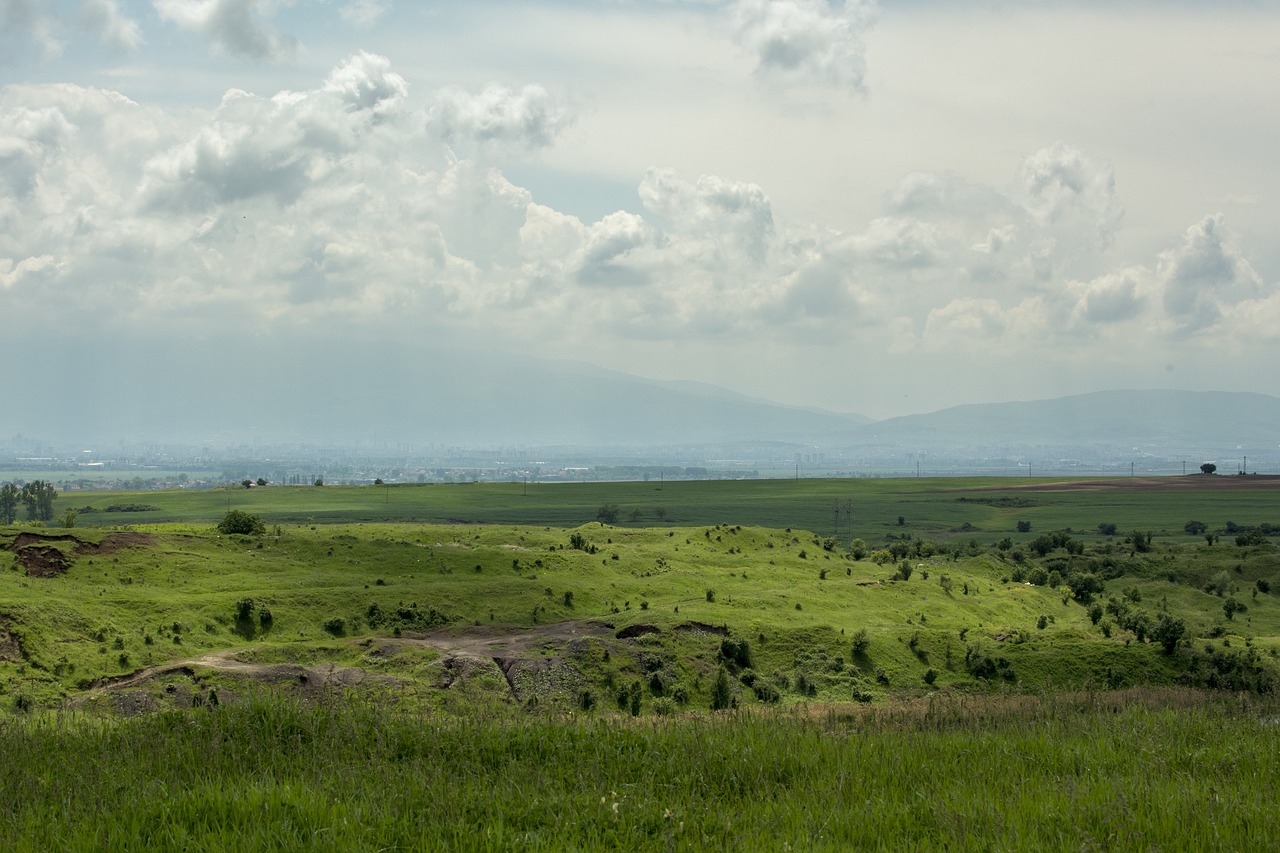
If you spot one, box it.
[2,475,1278,714]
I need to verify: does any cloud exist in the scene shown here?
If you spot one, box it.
[638,167,775,266]
[322,50,407,114]
[426,83,575,151]
[1,0,66,59]
[730,0,873,92]
[1,49,1273,395]
[1069,269,1146,326]
[153,0,297,60]
[1018,141,1123,252]
[1157,214,1267,333]
[81,0,143,51]
[140,52,408,210]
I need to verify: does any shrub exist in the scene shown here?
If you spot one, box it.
[923,668,938,685]
[1235,529,1268,547]
[1257,578,1272,594]
[1016,520,1032,533]
[1152,613,1186,654]
[323,617,346,637]
[1185,520,1208,535]
[896,562,913,582]
[719,638,753,670]
[1098,523,1118,536]
[751,681,781,703]
[705,588,715,602]
[217,510,265,536]
[850,628,870,657]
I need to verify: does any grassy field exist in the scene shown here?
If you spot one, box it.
[53,474,1280,542]
[2,475,1278,848]
[2,475,1278,713]
[0,688,1276,851]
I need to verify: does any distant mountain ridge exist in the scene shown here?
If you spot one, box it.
[5,335,1276,458]
[845,390,1280,457]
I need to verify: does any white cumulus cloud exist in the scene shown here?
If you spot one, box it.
[153,0,297,60]
[730,0,873,92]
[427,83,575,151]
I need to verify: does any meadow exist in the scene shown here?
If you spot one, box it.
[2,475,1278,848]
[1,689,1277,850]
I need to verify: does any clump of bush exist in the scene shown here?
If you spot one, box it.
[216,510,265,536]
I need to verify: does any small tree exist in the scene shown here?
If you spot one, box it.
[596,503,619,524]
[851,628,870,657]
[1200,463,1217,475]
[1152,613,1186,654]
[1184,520,1207,535]
[1016,520,1032,533]
[710,667,732,711]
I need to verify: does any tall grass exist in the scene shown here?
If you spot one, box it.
[1,688,1276,850]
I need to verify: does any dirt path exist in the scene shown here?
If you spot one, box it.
[74,620,619,708]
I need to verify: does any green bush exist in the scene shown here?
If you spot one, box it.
[217,510,265,536]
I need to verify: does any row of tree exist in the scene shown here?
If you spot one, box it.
[0,480,59,524]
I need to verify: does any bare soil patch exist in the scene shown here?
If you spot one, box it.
[6,531,154,577]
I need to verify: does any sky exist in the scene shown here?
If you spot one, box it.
[2,0,1279,435]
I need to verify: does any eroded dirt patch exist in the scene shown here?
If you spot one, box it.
[0,621,26,663]
[16,546,73,578]
[7,531,155,578]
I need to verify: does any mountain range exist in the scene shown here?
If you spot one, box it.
[7,346,1278,461]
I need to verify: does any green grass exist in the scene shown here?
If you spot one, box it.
[2,515,1278,712]
[0,689,1276,851]
[3,477,1279,849]
[51,476,1280,542]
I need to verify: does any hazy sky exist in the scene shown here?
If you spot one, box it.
[3,0,1278,426]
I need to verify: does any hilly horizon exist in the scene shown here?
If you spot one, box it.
[7,345,1277,464]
